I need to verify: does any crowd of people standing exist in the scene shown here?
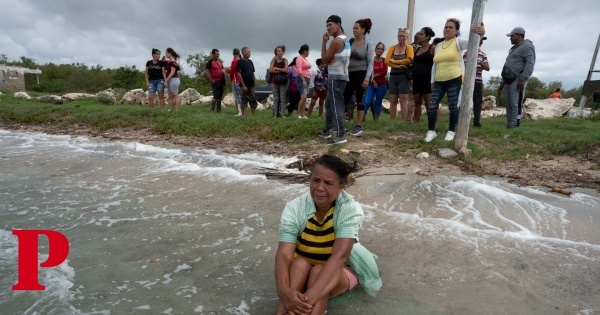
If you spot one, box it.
[145,15,536,145]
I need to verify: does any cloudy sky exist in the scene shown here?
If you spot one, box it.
[1,0,598,89]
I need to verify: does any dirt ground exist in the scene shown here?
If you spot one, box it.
[3,122,599,191]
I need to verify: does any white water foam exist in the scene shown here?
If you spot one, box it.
[0,129,301,185]
[381,177,600,261]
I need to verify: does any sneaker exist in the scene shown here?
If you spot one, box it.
[298,116,303,119]
[303,116,308,119]
[349,125,363,137]
[444,131,456,141]
[235,113,242,117]
[474,122,481,127]
[328,137,347,145]
[424,130,437,142]
[318,130,332,139]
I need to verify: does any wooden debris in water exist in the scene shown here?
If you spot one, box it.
[550,187,572,196]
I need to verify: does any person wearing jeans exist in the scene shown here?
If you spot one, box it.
[269,45,289,118]
[360,42,387,124]
[229,48,243,116]
[425,18,485,142]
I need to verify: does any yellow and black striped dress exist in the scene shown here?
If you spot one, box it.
[293,207,335,265]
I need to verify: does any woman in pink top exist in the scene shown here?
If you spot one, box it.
[294,44,312,119]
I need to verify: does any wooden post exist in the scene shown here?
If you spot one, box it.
[455,0,486,156]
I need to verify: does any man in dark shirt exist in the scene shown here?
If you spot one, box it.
[144,48,167,109]
[236,47,258,116]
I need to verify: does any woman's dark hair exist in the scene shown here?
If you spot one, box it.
[211,48,219,55]
[432,37,444,45]
[375,42,385,50]
[167,47,180,60]
[355,18,373,34]
[555,88,561,92]
[298,44,309,55]
[310,154,358,185]
[274,45,286,55]
[233,48,240,56]
[289,57,297,67]
[151,48,160,55]
[316,58,323,66]
[421,27,435,40]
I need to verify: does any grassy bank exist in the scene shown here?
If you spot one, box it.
[1,95,599,166]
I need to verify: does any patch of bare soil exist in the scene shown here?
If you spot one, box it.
[3,122,599,191]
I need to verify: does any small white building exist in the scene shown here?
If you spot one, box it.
[0,65,42,92]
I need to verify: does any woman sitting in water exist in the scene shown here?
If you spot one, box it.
[275,154,381,315]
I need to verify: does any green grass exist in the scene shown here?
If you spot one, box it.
[1,95,600,166]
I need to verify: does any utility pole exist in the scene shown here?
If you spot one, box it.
[407,0,415,40]
[454,0,486,156]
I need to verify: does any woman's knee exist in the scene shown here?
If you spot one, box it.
[290,257,312,272]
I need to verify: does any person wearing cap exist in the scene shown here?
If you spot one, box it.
[498,27,536,128]
[463,37,490,127]
[318,15,352,145]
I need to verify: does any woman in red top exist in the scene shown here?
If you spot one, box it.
[361,42,388,122]
[164,47,181,110]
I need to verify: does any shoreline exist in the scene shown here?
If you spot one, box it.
[1,122,599,191]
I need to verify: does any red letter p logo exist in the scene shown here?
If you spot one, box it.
[12,230,70,291]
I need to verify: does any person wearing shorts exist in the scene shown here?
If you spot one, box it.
[308,58,328,118]
[412,27,436,124]
[230,48,243,116]
[294,44,312,119]
[236,47,258,115]
[164,48,181,111]
[385,28,414,122]
[144,48,166,109]
[275,154,381,315]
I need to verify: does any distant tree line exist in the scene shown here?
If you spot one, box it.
[0,53,583,105]
[0,52,229,96]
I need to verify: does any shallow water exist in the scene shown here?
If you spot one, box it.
[0,129,598,315]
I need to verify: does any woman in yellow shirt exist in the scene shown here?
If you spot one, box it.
[385,28,414,121]
[424,18,485,142]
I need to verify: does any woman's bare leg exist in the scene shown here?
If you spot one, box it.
[276,259,313,315]
[306,265,349,315]
[399,93,409,122]
[148,94,155,108]
[389,94,399,121]
[158,92,165,109]
[298,95,307,117]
